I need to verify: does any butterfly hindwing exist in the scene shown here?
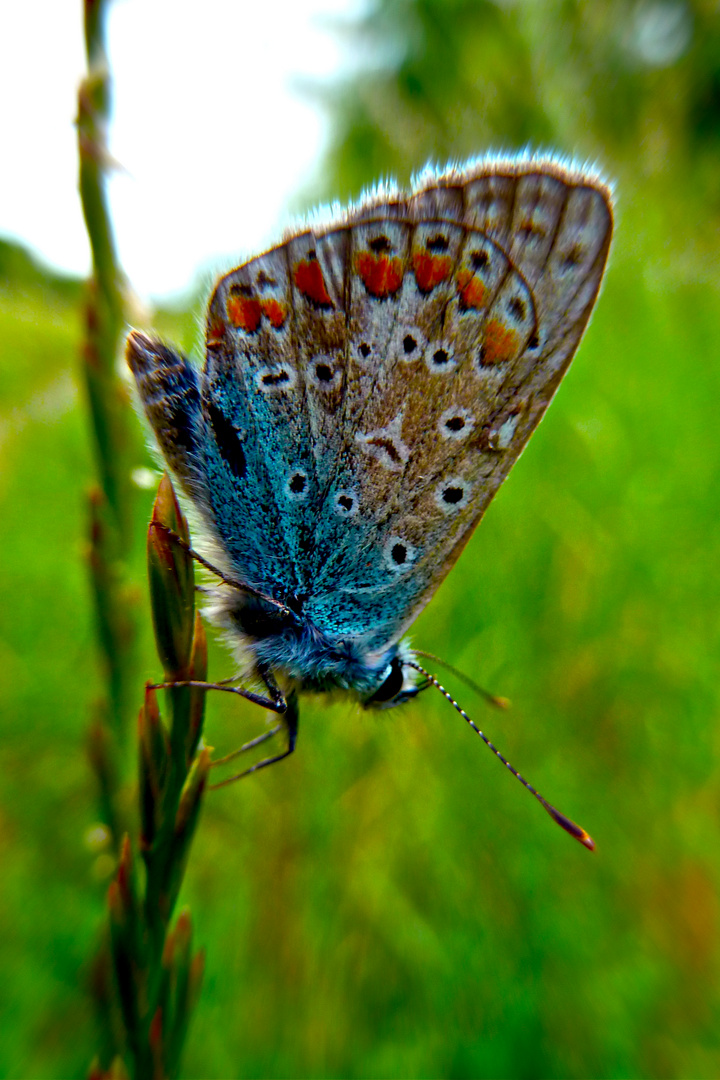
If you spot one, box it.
[286,228,350,488]
[309,162,612,644]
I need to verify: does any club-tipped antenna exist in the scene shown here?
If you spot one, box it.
[413,649,510,710]
[407,660,594,851]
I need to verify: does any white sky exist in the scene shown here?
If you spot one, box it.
[0,0,357,300]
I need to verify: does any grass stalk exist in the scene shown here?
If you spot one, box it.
[78,0,140,787]
[95,477,208,1079]
[75,5,208,1074]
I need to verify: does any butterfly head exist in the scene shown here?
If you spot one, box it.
[362,646,427,709]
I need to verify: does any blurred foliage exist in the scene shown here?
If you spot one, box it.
[317,0,720,210]
[2,0,720,1077]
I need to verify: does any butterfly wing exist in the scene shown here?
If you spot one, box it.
[304,160,613,651]
[189,158,611,652]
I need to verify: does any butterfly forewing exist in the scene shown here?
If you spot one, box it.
[205,245,321,593]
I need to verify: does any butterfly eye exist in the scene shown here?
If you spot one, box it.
[285,470,309,501]
[364,656,405,707]
[364,655,423,709]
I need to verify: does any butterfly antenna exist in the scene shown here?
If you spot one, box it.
[413,650,510,710]
[407,660,594,851]
[150,521,293,618]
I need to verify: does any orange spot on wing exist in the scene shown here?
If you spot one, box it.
[227,295,262,332]
[260,298,287,328]
[412,251,452,292]
[294,259,333,306]
[355,252,404,297]
[479,319,519,365]
[206,317,227,348]
[456,268,488,310]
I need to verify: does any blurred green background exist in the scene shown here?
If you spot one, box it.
[2,0,720,1076]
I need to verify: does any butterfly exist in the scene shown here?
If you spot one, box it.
[128,155,613,848]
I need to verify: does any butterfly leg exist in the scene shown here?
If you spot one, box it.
[209,687,299,789]
[147,677,287,713]
[149,667,299,785]
[148,667,286,750]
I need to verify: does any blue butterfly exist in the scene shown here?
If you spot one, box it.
[128,156,612,847]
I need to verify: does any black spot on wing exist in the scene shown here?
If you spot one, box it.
[391,542,407,565]
[207,401,246,480]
